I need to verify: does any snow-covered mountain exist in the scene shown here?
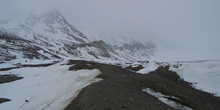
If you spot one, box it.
[0,9,155,62]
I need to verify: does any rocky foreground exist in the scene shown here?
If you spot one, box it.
[65,60,220,110]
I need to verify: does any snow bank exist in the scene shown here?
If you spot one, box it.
[0,62,102,110]
[170,60,220,97]
[138,61,159,74]
[143,88,192,110]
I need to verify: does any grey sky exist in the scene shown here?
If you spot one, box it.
[1,0,220,50]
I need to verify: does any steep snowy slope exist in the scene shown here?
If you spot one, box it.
[0,9,155,63]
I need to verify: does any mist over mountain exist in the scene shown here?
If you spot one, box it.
[0,9,156,62]
[1,1,220,110]
[1,0,220,62]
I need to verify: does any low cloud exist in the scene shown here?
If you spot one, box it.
[1,0,220,50]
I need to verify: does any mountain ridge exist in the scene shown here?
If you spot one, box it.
[0,9,155,62]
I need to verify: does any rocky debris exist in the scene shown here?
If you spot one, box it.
[0,61,59,72]
[0,98,11,104]
[125,65,144,71]
[0,74,23,84]
[65,60,220,110]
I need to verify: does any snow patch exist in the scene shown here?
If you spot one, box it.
[143,88,192,110]
[0,62,102,110]
[170,60,220,97]
[138,61,159,74]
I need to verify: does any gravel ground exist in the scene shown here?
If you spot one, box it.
[1,60,219,109]
[0,74,23,84]
[0,98,10,104]
[65,60,220,110]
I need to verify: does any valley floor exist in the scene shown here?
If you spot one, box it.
[0,60,220,110]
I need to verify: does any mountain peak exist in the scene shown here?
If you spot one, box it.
[25,8,64,26]
[0,8,155,62]
[28,8,60,16]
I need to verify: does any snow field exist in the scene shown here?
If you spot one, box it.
[170,61,220,97]
[0,62,102,110]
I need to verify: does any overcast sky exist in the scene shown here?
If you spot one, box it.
[1,0,220,52]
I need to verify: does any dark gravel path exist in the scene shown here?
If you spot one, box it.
[0,98,10,104]
[0,74,23,84]
[0,61,59,71]
[65,60,220,110]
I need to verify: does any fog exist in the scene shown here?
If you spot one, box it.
[1,0,220,60]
